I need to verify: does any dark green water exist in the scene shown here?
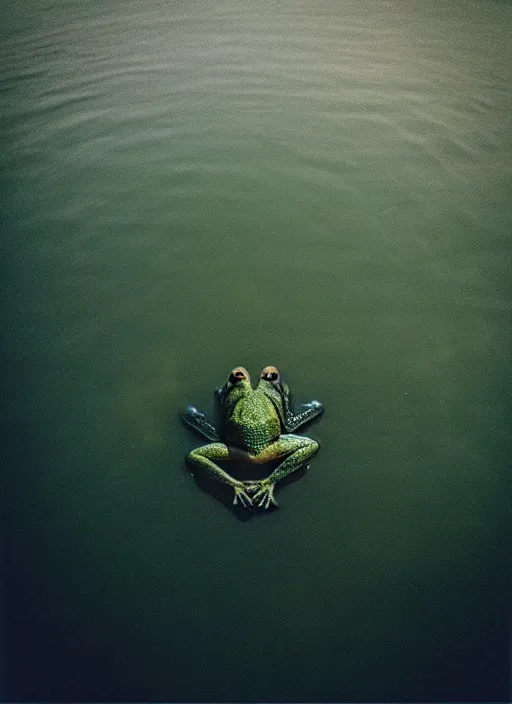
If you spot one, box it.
[3,0,511,701]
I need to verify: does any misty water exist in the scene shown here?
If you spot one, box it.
[3,0,511,701]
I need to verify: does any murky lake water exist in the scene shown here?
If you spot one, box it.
[3,0,511,700]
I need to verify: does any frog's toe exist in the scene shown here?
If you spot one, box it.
[304,400,323,411]
[252,482,279,510]
[183,404,199,416]
[233,485,253,509]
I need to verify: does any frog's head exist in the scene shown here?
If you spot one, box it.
[257,365,287,411]
[217,366,252,406]
[259,365,281,384]
[227,366,251,388]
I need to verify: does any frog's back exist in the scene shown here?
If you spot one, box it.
[225,392,280,455]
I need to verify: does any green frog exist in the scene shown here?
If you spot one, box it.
[181,365,324,509]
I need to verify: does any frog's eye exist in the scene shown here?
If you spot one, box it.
[228,367,249,385]
[260,365,281,384]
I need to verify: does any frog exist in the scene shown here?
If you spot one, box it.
[181,365,324,509]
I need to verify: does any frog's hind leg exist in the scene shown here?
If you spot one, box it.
[181,405,220,442]
[249,434,320,509]
[186,442,254,508]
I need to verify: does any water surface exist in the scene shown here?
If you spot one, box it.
[3,0,511,700]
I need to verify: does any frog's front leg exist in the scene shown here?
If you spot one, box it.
[247,434,320,509]
[186,442,254,507]
[181,405,220,442]
[284,400,324,432]
[279,383,324,432]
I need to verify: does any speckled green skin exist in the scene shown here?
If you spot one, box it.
[181,366,324,509]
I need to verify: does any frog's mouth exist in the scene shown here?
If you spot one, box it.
[228,367,250,385]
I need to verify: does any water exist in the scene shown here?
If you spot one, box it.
[3,0,511,700]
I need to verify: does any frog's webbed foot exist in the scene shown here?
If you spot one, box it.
[232,484,254,509]
[250,480,278,510]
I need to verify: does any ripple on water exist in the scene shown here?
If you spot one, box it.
[2,0,511,261]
